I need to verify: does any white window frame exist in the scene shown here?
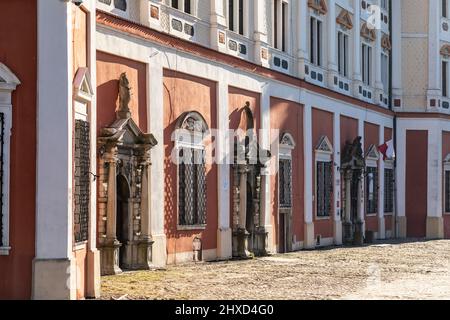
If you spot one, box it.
[361,41,373,86]
[170,0,196,15]
[443,0,448,18]
[273,0,290,52]
[96,0,130,18]
[315,136,334,219]
[381,51,389,94]
[0,63,20,256]
[310,13,324,67]
[337,28,350,78]
[442,57,449,98]
[226,0,248,36]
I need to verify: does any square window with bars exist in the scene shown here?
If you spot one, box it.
[178,148,207,226]
[316,161,333,217]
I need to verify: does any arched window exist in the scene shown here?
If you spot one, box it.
[315,136,333,218]
[0,63,20,255]
[175,112,208,228]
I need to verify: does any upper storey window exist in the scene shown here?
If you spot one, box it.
[310,16,323,67]
[98,0,127,12]
[308,0,327,67]
[336,10,353,78]
[361,43,372,86]
[441,45,450,98]
[443,0,448,18]
[171,0,192,15]
[381,34,391,94]
[361,23,376,86]
[227,0,245,36]
[380,0,389,11]
[273,0,289,52]
[337,31,349,77]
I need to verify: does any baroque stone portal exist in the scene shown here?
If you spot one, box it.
[232,102,270,258]
[341,136,365,245]
[97,73,157,275]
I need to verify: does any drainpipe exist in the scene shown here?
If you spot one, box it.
[388,0,398,239]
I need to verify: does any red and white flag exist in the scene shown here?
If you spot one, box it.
[378,140,395,161]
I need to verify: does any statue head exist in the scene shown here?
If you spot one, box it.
[117,72,131,119]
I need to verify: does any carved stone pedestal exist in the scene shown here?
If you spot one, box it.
[343,221,353,245]
[354,221,364,246]
[233,228,252,259]
[253,227,268,256]
[100,240,122,276]
[137,239,155,270]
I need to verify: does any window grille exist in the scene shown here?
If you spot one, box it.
[279,159,292,208]
[366,166,378,214]
[316,161,333,217]
[179,148,207,226]
[74,120,90,243]
[384,168,394,213]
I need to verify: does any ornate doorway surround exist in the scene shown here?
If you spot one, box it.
[97,73,157,275]
[341,137,365,245]
[232,102,270,258]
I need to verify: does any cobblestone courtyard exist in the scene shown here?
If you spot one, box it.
[101,240,450,300]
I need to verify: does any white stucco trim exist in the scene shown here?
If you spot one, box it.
[333,112,341,223]
[95,21,395,253]
[396,118,450,219]
[304,105,313,224]
[36,0,73,260]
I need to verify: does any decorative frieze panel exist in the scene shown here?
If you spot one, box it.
[336,9,353,30]
[308,0,328,15]
[361,22,376,42]
[381,34,392,51]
